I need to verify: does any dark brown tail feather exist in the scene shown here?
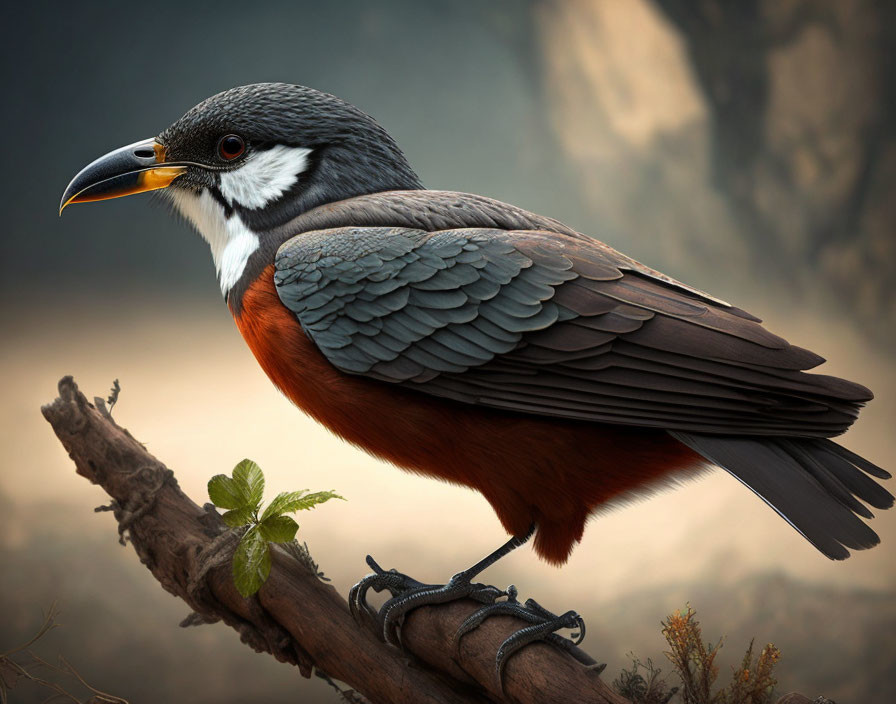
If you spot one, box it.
[669,432,893,560]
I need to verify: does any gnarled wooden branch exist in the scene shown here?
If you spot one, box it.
[41,376,623,704]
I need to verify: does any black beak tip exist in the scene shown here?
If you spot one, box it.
[58,190,74,216]
[58,137,165,216]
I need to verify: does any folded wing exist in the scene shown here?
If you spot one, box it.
[275,225,871,438]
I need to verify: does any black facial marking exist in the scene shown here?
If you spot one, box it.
[208,186,235,218]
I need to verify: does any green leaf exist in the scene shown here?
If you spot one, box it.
[232,459,265,510]
[221,507,254,528]
[267,490,344,518]
[260,490,343,522]
[232,526,271,597]
[289,490,345,511]
[208,474,248,510]
[259,515,299,543]
[260,491,306,521]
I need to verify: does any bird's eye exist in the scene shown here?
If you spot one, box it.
[217,134,245,161]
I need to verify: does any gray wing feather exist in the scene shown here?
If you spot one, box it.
[274,225,871,435]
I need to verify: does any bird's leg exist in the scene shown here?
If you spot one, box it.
[348,524,597,689]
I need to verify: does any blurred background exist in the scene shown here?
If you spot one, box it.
[2,1,894,701]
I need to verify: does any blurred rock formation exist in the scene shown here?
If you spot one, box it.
[535,0,894,343]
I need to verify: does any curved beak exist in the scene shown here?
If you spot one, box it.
[59,138,187,215]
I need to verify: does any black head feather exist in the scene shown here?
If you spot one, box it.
[159,83,423,228]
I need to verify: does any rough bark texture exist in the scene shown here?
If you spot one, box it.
[40,376,622,704]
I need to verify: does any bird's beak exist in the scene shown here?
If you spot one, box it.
[59,138,187,215]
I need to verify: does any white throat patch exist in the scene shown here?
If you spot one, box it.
[219,144,312,210]
[167,189,260,296]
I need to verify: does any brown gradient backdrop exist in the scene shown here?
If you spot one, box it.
[2,1,894,702]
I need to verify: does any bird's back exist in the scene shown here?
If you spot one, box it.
[227,189,891,563]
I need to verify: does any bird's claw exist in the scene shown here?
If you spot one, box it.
[452,587,601,693]
[348,555,428,631]
[346,528,599,694]
[348,555,507,647]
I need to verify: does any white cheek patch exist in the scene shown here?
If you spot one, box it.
[219,144,312,210]
[167,188,260,296]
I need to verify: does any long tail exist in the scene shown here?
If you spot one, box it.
[669,432,893,560]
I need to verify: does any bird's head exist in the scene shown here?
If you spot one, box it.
[60,83,423,295]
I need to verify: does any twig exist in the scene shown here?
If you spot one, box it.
[0,604,128,704]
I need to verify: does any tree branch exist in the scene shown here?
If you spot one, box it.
[41,376,622,704]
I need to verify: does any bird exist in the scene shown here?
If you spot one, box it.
[60,82,892,662]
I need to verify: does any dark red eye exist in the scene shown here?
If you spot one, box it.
[218,134,245,160]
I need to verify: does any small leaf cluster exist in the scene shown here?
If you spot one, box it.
[208,459,343,597]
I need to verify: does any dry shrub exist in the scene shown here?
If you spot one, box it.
[661,605,780,704]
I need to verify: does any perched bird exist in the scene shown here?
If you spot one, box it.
[61,83,891,656]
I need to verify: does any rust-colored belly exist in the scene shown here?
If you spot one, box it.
[232,266,700,564]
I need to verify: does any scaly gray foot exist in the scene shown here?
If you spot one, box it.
[452,585,603,691]
[349,554,506,645]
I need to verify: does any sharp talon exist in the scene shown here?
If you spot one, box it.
[349,559,417,630]
[350,562,432,642]
[572,614,586,644]
[487,599,591,693]
[495,621,554,686]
